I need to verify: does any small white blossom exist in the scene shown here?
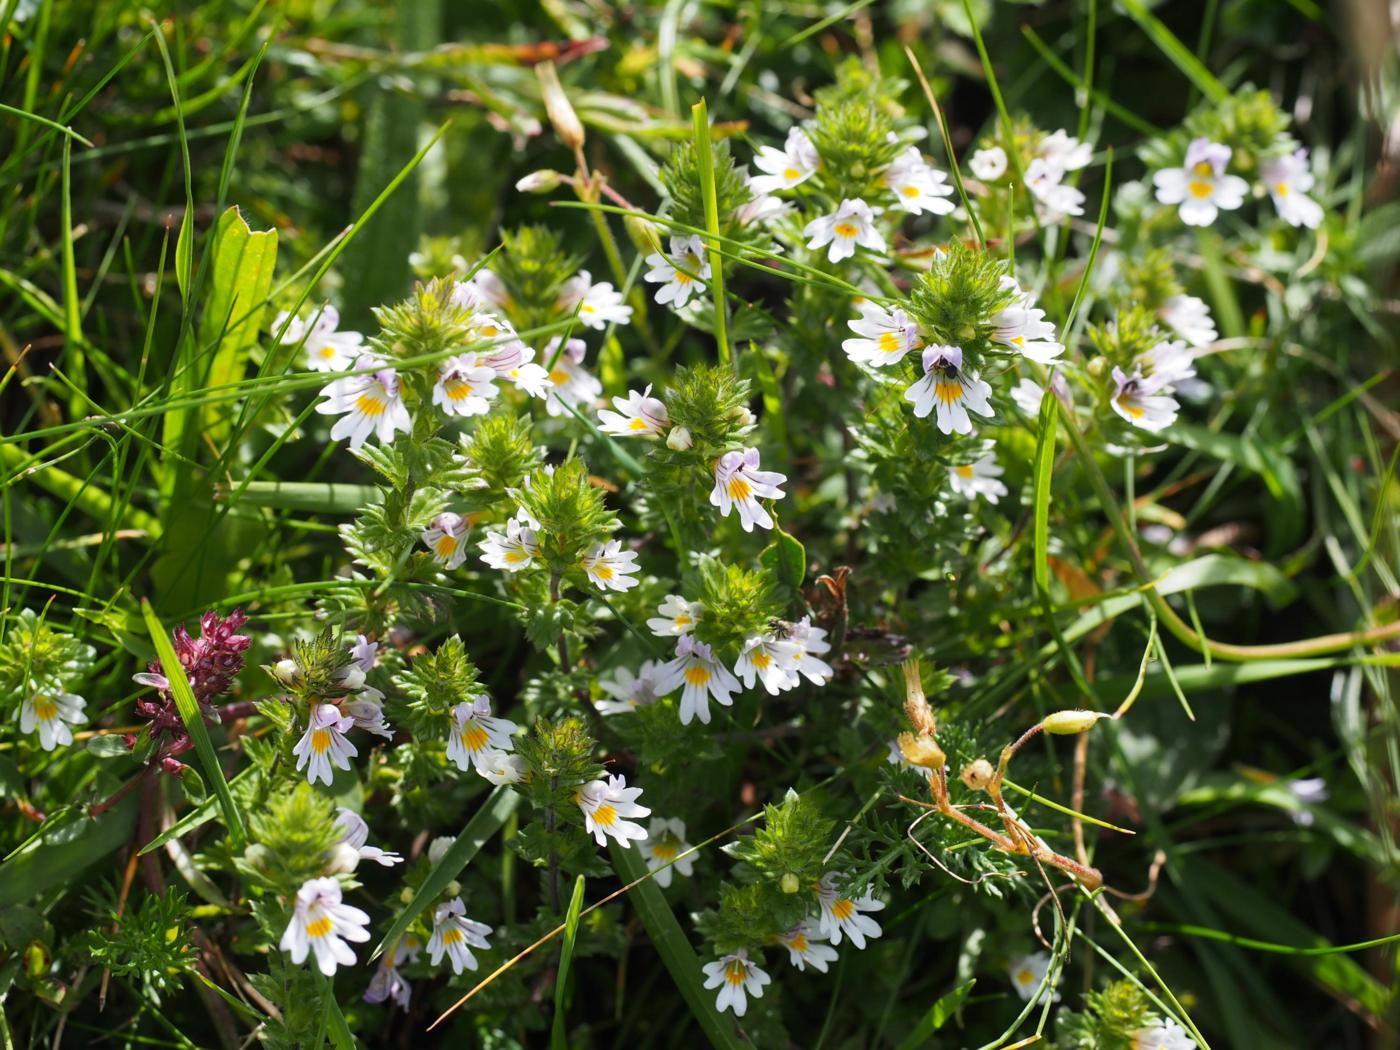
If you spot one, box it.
[342,696,393,740]
[644,234,710,309]
[904,345,994,435]
[364,934,422,1010]
[655,635,742,726]
[1153,138,1248,227]
[279,877,370,976]
[558,269,634,329]
[541,337,602,418]
[422,511,472,569]
[478,751,529,785]
[842,301,922,367]
[1261,148,1322,229]
[1011,374,1067,417]
[334,808,403,867]
[316,359,412,449]
[1037,129,1092,172]
[991,278,1064,363]
[710,447,787,532]
[598,385,669,437]
[647,594,702,638]
[784,616,834,685]
[598,661,665,715]
[750,126,819,194]
[816,873,885,948]
[1025,157,1086,219]
[1286,775,1329,827]
[349,634,379,673]
[479,514,540,572]
[702,950,770,1017]
[1008,950,1061,1004]
[1159,294,1217,347]
[781,921,839,973]
[454,269,509,311]
[427,897,493,975]
[1111,367,1179,432]
[432,354,498,418]
[293,704,357,786]
[804,198,885,263]
[478,340,552,399]
[1138,340,1197,389]
[276,304,365,372]
[734,633,799,695]
[949,454,1008,504]
[639,816,695,887]
[883,147,955,216]
[735,174,789,226]
[20,691,86,751]
[1132,1018,1197,1050]
[446,697,518,772]
[969,146,1007,182]
[579,538,640,592]
[576,773,651,847]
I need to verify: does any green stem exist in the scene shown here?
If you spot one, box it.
[691,98,732,372]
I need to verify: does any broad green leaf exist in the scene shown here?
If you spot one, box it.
[761,526,806,591]
[141,599,246,846]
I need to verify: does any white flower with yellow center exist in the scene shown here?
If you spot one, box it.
[275,304,365,372]
[883,147,955,216]
[576,773,651,847]
[969,146,1008,182]
[293,704,358,786]
[804,198,885,263]
[1025,157,1086,220]
[20,691,86,751]
[598,660,664,715]
[579,538,640,592]
[750,126,819,194]
[422,511,472,569]
[466,311,518,347]
[541,337,603,418]
[1111,367,1179,432]
[991,278,1064,363]
[656,635,741,726]
[639,816,695,887]
[815,873,885,948]
[1158,294,1217,348]
[1007,950,1061,1003]
[478,340,552,399]
[784,616,834,685]
[364,932,421,1010]
[479,514,540,572]
[842,301,922,367]
[478,751,529,785]
[648,594,702,638]
[710,447,787,533]
[1153,138,1248,227]
[905,345,994,436]
[701,949,771,1017]
[644,234,711,309]
[427,897,493,975]
[316,358,412,449]
[734,633,799,696]
[1132,1018,1196,1050]
[558,268,633,329]
[279,877,370,976]
[334,808,403,867]
[1261,148,1322,229]
[598,385,669,437]
[445,697,518,772]
[780,921,839,973]
[432,354,498,418]
[949,454,1008,504]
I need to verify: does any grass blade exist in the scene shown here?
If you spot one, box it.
[551,874,586,1050]
[692,98,732,371]
[1116,0,1228,102]
[1031,389,1057,594]
[139,599,246,847]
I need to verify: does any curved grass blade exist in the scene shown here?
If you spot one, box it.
[1031,390,1057,594]
[140,599,246,847]
[551,874,587,1050]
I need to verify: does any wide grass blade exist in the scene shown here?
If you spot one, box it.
[550,874,586,1050]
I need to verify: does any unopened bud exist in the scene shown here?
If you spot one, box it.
[898,732,945,771]
[1086,355,1107,378]
[960,758,995,791]
[735,407,757,429]
[428,836,454,865]
[779,872,801,894]
[243,844,271,872]
[624,213,663,257]
[536,60,584,151]
[1042,709,1106,735]
[666,425,694,451]
[271,658,301,687]
[325,842,361,875]
[445,879,462,898]
[516,169,563,194]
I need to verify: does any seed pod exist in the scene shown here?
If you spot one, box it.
[898,731,946,771]
[780,872,801,894]
[901,658,937,736]
[960,758,995,791]
[1042,709,1105,735]
[536,60,585,151]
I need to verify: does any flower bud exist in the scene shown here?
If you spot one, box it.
[624,213,663,257]
[325,841,361,875]
[780,872,801,894]
[666,425,694,451]
[1042,709,1106,735]
[242,844,271,872]
[445,879,462,898]
[960,758,995,791]
[271,658,301,687]
[535,60,584,151]
[1086,355,1106,378]
[428,836,454,865]
[516,169,563,194]
[898,732,946,771]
